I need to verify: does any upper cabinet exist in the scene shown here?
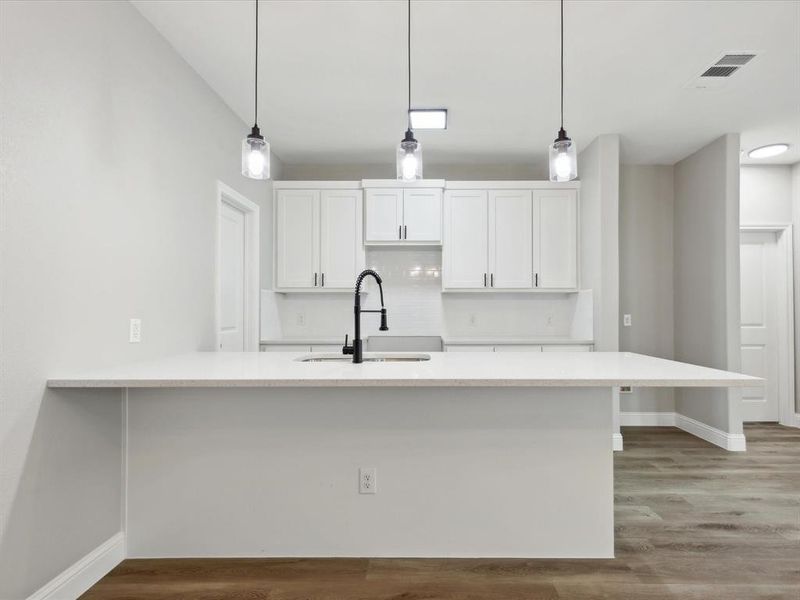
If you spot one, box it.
[274,183,364,292]
[443,183,579,292]
[364,186,443,244]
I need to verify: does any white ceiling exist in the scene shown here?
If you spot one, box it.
[132,0,800,167]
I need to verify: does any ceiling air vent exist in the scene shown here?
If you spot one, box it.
[701,65,739,78]
[686,51,758,90]
[715,54,756,66]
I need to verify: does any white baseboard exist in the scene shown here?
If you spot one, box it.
[612,433,623,452]
[792,413,800,428]
[620,411,677,426]
[620,411,746,451]
[27,532,125,600]
[674,414,746,452]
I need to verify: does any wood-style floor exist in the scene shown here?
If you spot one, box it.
[82,424,800,599]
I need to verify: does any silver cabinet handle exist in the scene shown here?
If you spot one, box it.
[321,273,325,287]
[314,273,318,287]
[404,225,407,239]
[483,273,487,287]
[399,225,402,240]
[490,273,494,287]
[535,273,539,287]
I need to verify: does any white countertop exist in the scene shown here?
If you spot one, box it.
[47,351,761,389]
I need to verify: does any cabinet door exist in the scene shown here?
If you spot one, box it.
[365,189,403,241]
[311,345,342,352]
[541,344,592,352]
[489,190,533,289]
[262,345,312,352]
[445,345,494,352]
[403,189,442,242]
[533,189,578,289]
[275,190,319,289]
[319,190,364,289]
[443,190,489,289]
[494,345,543,352]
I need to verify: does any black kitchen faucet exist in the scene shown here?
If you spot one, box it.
[342,269,388,363]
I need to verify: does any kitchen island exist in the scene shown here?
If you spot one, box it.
[49,351,758,559]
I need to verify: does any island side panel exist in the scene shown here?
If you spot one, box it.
[126,386,614,558]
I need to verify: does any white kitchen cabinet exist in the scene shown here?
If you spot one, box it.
[541,344,593,352]
[489,190,533,289]
[274,187,364,291]
[310,344,341,352]
[444,345,494,352]
[443,190,489,289]
[365,188,442,244]
[533,189,578,290]
[494,345,543,352]
[261,344,311,352]
[443,189,532,290]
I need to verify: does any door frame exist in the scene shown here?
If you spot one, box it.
[740,224,795,426]
[216,181,260,352]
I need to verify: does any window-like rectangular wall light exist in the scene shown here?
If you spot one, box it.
[409,109,447,130]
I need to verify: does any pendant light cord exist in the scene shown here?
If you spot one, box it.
[407,0,412,130]
[254,0,259,127]
[560,0,564,130]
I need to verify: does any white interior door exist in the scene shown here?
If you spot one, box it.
[739,231,779,421]
[443,190,489,289]
[403,189,442,242]
[275,189,319,288]
[319,189,364,289]
[533,189,578,289]
[365,189,403,241]
[489,190,533,289]
[219,201,246,351]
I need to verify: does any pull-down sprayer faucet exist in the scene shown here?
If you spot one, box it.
[342,269,388,363]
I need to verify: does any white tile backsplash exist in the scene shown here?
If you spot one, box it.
[263,248,593,341]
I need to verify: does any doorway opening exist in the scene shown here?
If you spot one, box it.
[739,225,794,425]
[216,181,260,351]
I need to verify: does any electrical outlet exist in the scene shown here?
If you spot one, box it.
[620,385,633,394]
[469,314,477,326]
[129,318,141,343]
[296,313,305,326]
[623,314,632,327]
[546,315,554,326]
[359,467,377,494]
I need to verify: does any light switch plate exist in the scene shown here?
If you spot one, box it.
[623,314,632,327]
[359,467,376,494]
[129,318,142,343]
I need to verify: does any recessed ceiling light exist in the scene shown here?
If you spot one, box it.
[409,109,447,130]
[747,144,789,159]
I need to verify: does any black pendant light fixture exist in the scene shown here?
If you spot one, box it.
[548,0,577,182]
[396,0,422,180]
[242,0,270,180]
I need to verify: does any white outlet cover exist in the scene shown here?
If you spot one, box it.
[129,318,142,343]
[623,314,632,327]
[359,467,376,494]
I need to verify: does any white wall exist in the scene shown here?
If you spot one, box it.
[578,135,620,351]
[619,166,675,413]
[673,135,742,434]
[281,163,549,181]
[793,163,800,413]
[0,2,274,597]
[740,165,793,226]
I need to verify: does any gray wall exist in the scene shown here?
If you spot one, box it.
[673,135,742,433]
[619,166,675,413]
[0,1,272,597]
[794,163,800,413]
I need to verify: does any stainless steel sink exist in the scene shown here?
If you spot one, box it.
[296,353,431,363]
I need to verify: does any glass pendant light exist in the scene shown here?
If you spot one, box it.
[549,0,577,182]
[242,0,270,180]
[396,0,422,180]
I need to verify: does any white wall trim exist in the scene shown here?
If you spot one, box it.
[216,181,260,352]
[612,433,623,451]
[675,413,747,451]
[792,413,800,428]
[620,411,677,426]
[621,411,746,451]
[740,224,795,427]
[26,532,125,600]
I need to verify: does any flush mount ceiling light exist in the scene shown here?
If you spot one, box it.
[747,144,790,159]
[242,0,270,180]
[409,109,447,130]
[396,0,422,181]
[548,0,578,182]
